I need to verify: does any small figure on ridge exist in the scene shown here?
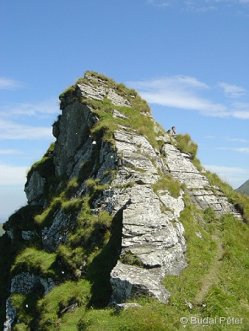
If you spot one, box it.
[167,126,177,136]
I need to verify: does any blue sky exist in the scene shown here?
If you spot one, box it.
[0,0,249,220]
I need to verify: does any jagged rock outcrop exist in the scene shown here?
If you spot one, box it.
[162,144,242,218]
[1,72,244,330]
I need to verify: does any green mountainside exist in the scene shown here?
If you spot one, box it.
[0,72,249,331]
[237,179,249,196]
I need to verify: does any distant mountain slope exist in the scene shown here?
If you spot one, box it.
[237,179,249,195]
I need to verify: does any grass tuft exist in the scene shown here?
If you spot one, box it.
[152,175,182,198]
[175,134,198,159]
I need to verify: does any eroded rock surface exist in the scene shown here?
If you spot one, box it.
[162,144,241,218]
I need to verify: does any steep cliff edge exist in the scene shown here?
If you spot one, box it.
[1,72,249,330]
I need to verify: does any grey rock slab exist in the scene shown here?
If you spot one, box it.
[161,142,242,218]
[110,183,186,301]
[21,230,36,241]
[113,109,128,119]
[54,102,97,177]
[110,262,169,303]
[107,89,131,107]
[42,209,74,251]
[4,299,16,331]
[25,171,46,204]
[11,272,55,295]
[77,83,131,107]
[158,190,185,218]
[77,83,106,101]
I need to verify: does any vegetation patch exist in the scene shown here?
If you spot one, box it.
[191,157,203,172]
[72,299,169,331]
[63,177,79,198]
[120,250,143,267]
[174,134,198,159]
[58,196,112,275]
[11,247,56,277]
[85,178,109,194]
[61,198,83,214]
[37,280,91,331]
[34,196,62,226]
[152,175,182,198]
[11,293,39,329]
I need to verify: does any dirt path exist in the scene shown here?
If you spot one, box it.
[194,234,224,305]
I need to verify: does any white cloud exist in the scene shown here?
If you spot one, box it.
[0,164,28,185]
[205,136,249,143]
[131,75,209,90]
[0,99,59,117]
[0,118,53,140]
[204,164,249,188]
[147,0,173,7]
[0,149,22,155]
[219,82,246,98]
[0,99,58,140]
[217,147,249,154]
[148,0,249,11]
[230,102,249,119]
[233,104,249,120]
[128,76,229,117]
[224,137,249,143]
[232,111,249,119]
[0,77,23,90]
[235,147,249,153]
[128,75,249,119]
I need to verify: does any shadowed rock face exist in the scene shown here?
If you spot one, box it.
[2,72,243,329]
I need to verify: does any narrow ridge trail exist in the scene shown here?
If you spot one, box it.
[194,233,224,305]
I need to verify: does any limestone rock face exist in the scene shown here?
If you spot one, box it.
[162,144,241,218]
[2,72,244,329]
[110,262,170,303]
[77,73,131,107]
[25,171,46,204]
[54,102,98,177]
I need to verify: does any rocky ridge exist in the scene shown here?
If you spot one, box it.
[0,72,244,330]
